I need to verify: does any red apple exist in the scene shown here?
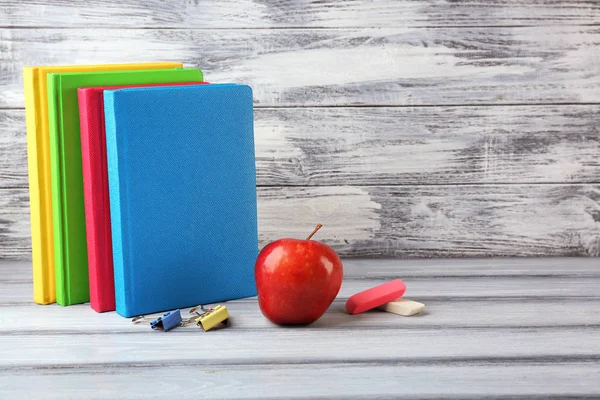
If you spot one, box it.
[255,224,343,325]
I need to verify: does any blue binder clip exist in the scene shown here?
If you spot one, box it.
[132,309,183,332]
[151,310,183,331]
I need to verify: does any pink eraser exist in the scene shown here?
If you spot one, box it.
[346,279,407,315]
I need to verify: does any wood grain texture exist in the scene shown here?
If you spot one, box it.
[1,329,600,368]
[3,298,600,331]
[1,0,599,28]
[256,184,600,257]
[0,189,29,260]
[4,256,596,279]
[5,275,600,306]
[0,110,24,188]
[1,184,598,260]
[1,2,599,261]
[2,26,600,107]
[2,105,599,188]
[0,259,599,399]
[2,363,599,399]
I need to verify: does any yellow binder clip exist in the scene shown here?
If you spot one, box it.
[189,305,229,332]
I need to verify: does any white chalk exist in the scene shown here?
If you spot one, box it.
[377,298,425,316]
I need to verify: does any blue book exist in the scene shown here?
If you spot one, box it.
[104,84,258,317]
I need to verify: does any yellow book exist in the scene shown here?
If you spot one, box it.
[23,62,183,304]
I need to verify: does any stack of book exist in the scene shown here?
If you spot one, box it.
[24,63,258,317]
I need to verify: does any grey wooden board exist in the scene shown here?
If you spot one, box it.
[1,0,599,28]
[4,256,597,279]
[0,258,599,399]
[1,328,600,368]
[2,105,600,188]
[0,188,29,259]
[3,298,600,331]
[2,26,600,107]
[5,275,600,306]
[1,184,599,260]
[2,363,600,399]
[256,184,600,257]
[0,110,24,188]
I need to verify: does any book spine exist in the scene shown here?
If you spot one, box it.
[104,91,130,316]
[23,67,53,304]
[78,89,100,311]
[47,74,69,306]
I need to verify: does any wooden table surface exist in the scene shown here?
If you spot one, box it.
[1,258,599,399]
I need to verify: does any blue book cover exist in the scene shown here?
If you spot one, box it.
[104,84,258,317]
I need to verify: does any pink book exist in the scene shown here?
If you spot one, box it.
[78,81,208,312]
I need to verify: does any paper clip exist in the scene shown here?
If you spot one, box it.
[132,309,183,332]
[189,305,229,331]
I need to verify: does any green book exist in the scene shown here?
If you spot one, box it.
[47,67,204,306]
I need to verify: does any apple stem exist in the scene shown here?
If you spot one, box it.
[306,224,323,241]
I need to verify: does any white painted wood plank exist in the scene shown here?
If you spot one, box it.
[3,274,600,305]
[4,257,599,280]
[0,189,29,259]
[2,26,599,107]
[0,111,23,188]
[1,184,598,259]
[338,258,600,278]
[1,363,599,399]
[2,259,598,331]
[4,277,599,305]
[256,185,600,257]
[1,0,598,28]
[254,105,600,186]
[1,298,599,333]
[0,328,599,367]
[3,105,600,188]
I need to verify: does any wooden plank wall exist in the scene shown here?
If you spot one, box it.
[0,1,599,259]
